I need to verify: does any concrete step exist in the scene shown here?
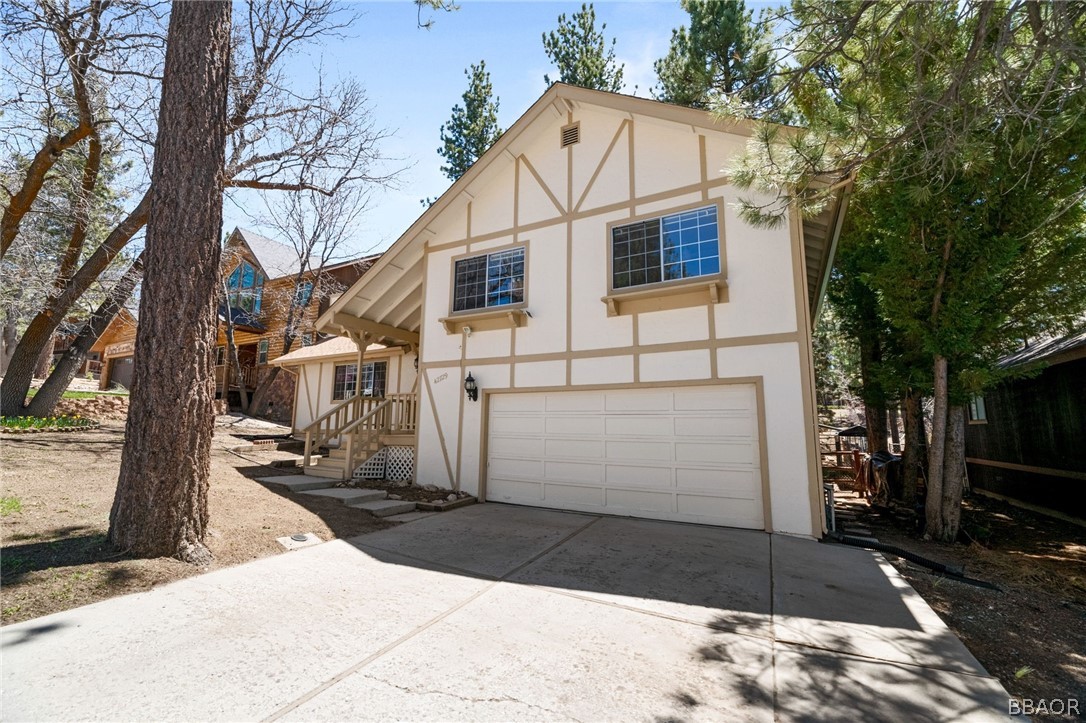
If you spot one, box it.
[298,488,387,505]
[255,474,334,492]
[348,499,417,517]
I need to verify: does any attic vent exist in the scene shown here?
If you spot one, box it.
[560,122,580,148]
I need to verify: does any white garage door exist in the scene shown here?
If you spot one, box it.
[486,385,764,529]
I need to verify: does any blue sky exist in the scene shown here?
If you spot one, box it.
[224,1,694,259]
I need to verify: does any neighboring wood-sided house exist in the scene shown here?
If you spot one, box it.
[92,227,378,422]
[288,84,848,538]
[964,328,1086,521]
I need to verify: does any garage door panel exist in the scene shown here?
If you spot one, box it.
[676,494,760,523]
[488,478,543,502]
[489,456,544,480]
[544,438,603,459]
[545,460,602,484]
[676,441,755,465]
[606,488,673,513]
[545,416,603,435]
[546,393,603,412]
[545,483,603,507]
[604,415,674,436]
[604,391,671,412]
[490,436,545,458]
[676,467,758,496]
[605,440,671,461]
[674,416,754,438]
[495,415,546,435]
[604,464,673,488]
[492,394,545,412]
[487,385,764,529]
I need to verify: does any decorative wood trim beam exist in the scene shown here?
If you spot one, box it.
[331,312,420,345]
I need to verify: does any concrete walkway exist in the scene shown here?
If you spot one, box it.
[2,505,1011,721]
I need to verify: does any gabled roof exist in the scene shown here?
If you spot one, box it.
[999,327,1086,369]
[229,228,314,279]
[317,83,848,342]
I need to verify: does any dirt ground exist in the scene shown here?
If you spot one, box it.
[0,420,393,626]
[836,491,1086,717]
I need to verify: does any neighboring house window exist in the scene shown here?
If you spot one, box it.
[294,281,313,307]
[968,394,987,422]
[301,333,313,347]
[611,205,720,290]
[227,260,265,314]
[452,247,525,312]
[332,361,387,401]
[257,339,269,364]
[215,346,225,365]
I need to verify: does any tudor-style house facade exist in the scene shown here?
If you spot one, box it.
[92,227,378,422]
[292,84,846,538]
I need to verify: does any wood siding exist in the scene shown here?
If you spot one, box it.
[964,356,1086,517]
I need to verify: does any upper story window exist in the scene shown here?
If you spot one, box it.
[294,281,313,307]
[611,205,720,291]
[227,260,264,314]
[257,339,269,365]
[452,246,525,312]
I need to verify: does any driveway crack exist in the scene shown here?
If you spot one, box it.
[361,673,582,721]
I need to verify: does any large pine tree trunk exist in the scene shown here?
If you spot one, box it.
[901,390,923,506]
[936,405,967,542]
[26,258,143,417]
[108,1,232,564]
[925,355,949,540]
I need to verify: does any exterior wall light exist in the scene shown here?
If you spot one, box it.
[464,372,478,402]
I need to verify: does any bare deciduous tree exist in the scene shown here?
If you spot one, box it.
[1,0,396,417]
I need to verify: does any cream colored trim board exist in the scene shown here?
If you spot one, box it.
[574,119,629,214]
[789,204,825,536]
[521,154,565,216]
[422,370,456,489]
[419,331,799,370]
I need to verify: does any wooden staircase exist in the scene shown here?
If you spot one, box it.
[302,393,418,482]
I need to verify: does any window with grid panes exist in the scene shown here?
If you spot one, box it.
[452,247,525,312]
[332,361,387,401]
[611,206,720,290]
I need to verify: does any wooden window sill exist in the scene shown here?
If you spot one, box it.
[601,279,728,317]
[439,307,529,334]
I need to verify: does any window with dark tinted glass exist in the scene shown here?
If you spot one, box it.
[611,206,720,290]
[452,247,525,312]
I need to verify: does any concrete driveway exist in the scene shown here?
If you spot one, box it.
[2,505,1010,721]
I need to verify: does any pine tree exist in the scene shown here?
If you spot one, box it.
[654,0,772,110]
[437,61,502,182]
[542,3,624,92]
[109,0,233,564]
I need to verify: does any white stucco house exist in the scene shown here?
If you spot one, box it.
[287,84,847,538]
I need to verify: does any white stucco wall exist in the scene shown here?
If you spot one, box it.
[412,101,821,537]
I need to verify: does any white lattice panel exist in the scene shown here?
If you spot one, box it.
[385,446,414,481]
[354,448,387,480]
